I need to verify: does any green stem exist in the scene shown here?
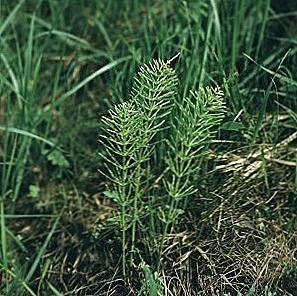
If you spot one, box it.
[0,198,8,291]
[156,219,170,272]
[120,153,127,277]
[121,202,126,277]
[157,156,189,272]
[130,163,141,264]
[157,176,180,272]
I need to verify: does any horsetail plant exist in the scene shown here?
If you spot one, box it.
[157,87,226,270]
[100,101,141,276]
[99,59,177,276]
[129,60,177,262]
[100,59,226,278]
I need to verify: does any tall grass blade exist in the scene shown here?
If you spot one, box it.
[0,0,25,37]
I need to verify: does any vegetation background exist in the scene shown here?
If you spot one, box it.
[0,0,296,295]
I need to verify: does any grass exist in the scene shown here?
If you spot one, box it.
[0,0,296,295]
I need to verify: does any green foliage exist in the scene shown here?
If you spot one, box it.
[166,87,226,187]
[100,59,178,274]
[138,257,159,296]
[29,185,40,198]
[100,59,226,276]
[43,149,70,168]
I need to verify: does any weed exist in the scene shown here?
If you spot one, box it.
[100,59,226,282]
